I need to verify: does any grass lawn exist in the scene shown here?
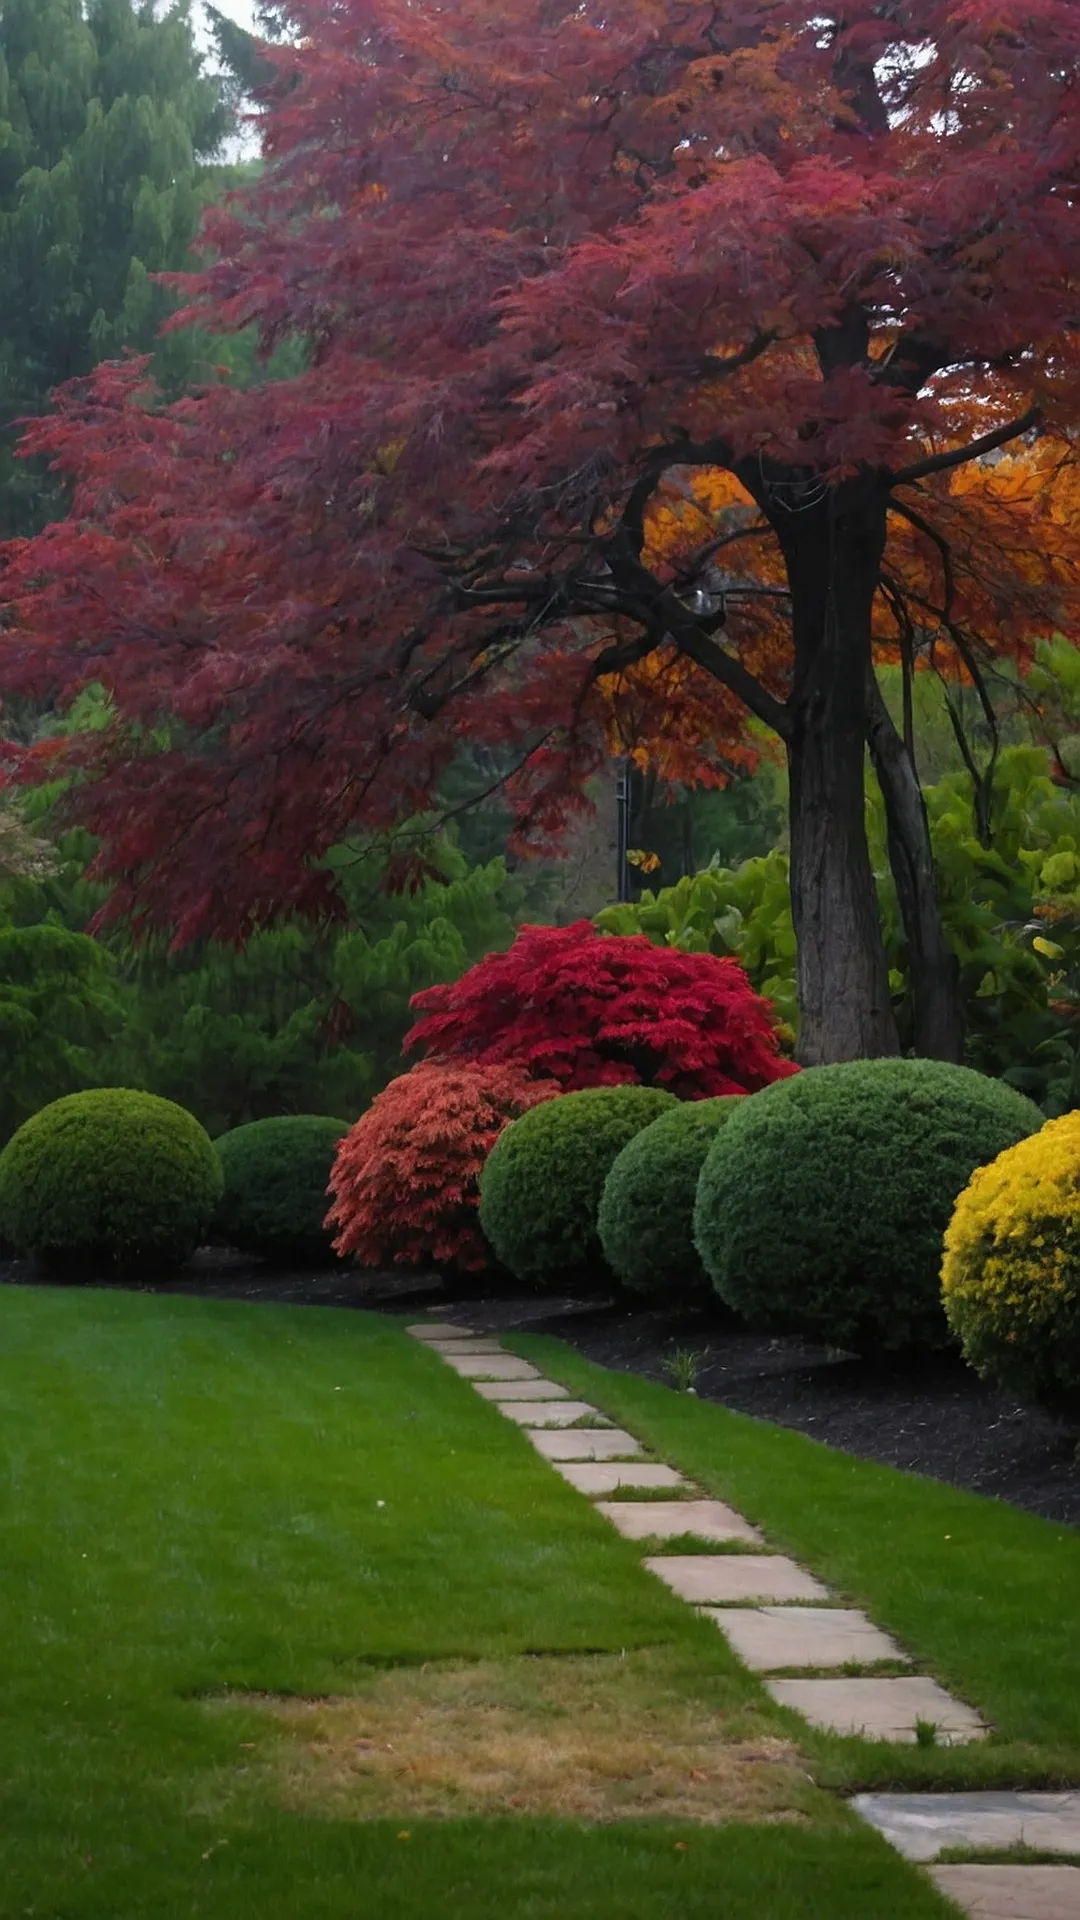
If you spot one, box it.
[512,1334,1080,1793]
[0,1284,956,1918]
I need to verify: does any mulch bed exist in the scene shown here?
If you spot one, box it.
[5,1252,1077,1528]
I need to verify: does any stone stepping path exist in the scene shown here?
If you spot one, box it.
[595,1498,762,1545]
[648,1552,829,1604]
[712,1605,905,1672]
[768,1675,986,1746]
[554,1460,688,1493]
[474,1378,570,1400]
[496,1398,603,1427]
[427,1338,506,1354]
[440,1352,543,1380]
[855,1791,1080,1862]
[406,1320,1080,1915]
[528,1425,642,1461]
[930,1866,1080,1918]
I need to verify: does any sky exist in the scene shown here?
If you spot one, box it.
[194,0,258,55]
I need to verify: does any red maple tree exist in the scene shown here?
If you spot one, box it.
[405,920,796,1097]
[326,1060,559,1271]
[2,0,1079,1062]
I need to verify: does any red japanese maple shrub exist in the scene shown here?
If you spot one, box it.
[406,922,795,1098]
[326,1061,560,1273]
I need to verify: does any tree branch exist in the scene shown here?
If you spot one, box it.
[889,498,958,622]
[881,511,1002,848]
[672,612,791,738]
[890,409,1040,488]
[589,619,667,680]
[620,425,741,557]
[688,331,776,383]
[606,538,791,738]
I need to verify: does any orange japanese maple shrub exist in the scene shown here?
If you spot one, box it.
[326,1061,560,1273]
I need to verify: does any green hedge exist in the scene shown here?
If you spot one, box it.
[478,1085,677,1288]
[598,1097,744,1301]
[0,1088,222,1273]
[215,1115,348,1265]
[695,1059,1041,1353]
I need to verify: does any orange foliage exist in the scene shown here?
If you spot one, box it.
[595,443,1080,788]
[325,1061,560,1273]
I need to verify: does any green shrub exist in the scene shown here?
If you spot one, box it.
[598,1097,744,1301]
[478,1085,677,1289]
[0,1088,222,1273]
[942,1111,1080,1415]
[695,1059,1042,1354]
[214,1115,349,1265]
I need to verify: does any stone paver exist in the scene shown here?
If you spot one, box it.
[495,1400,602,1428]
[422,1315,1007,1808]
[473,1378,571,1401]
[553,1461,688,1494]
[765,1676,986,1744]
[708,1605,906,1672]
[649,1554,829,1604]
[929,1865,1080,1919]
[426,1339,506,1354]
[440,1354,543,1380]
[594,1499,763,1545]
[528,1427,642,1461]
[406,1322,476,1339]
[854,1792,1080,1864]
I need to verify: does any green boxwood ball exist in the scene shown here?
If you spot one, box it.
[694,1058,1042,1354]
[0,1088,223,1273]
[598,1096,745,1301]
[214,1115,349,1266]
[478,1085,677,1288]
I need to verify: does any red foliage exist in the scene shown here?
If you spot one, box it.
[326,1061,559,1272]
[406,921,796,1098]
[2,0,1080,1061]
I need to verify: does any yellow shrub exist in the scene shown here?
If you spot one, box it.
[942,1112,1080,1415]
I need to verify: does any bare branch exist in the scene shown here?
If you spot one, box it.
[672,612,791,738]
[607,537,791,737]
[890,408,1040,488]
[882,505,1002,846]
[890,498,959,622]
[619,423,741,557]
[688,331,776,382]
[589,620,666,680]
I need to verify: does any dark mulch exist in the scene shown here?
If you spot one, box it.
[514,1303,1080,1528]
[4,1252,1077,1527]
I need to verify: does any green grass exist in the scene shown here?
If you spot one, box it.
[511,1334,1080,1790]
[936,1845,1080,1866]
[0,1285,956,1917]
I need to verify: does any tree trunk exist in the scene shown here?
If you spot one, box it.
[865,672,964,1061]
[777,484,899,1064]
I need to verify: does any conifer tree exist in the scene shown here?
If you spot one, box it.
[0,0,232,534]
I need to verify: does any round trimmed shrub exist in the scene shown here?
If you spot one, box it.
[215,1115,349,1266]
[327,1063,561,1274]
[942,1112,1080,1415]
[598,1096,745,1301]
[478,1085,678,1289]
[0,1088,223,1273]
[694,1059,1042,1354]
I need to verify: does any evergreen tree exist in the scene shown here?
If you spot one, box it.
[203,3,277,105]
[0,807,537,1140]
[0,0,233,535]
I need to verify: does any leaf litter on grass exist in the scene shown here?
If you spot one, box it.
[206,1647,810,1825]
